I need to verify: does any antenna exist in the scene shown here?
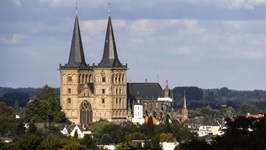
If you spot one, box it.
[108,3,111,17]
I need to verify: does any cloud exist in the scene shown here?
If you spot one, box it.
[12,0,21,7]
[37,0,105,8]
[0,34,27,45]
[180,0,266,9]
[170,47,192,55]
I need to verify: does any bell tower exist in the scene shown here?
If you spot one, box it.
[181,91,188,122]
[59,5,94,126]
[93,9,128,123]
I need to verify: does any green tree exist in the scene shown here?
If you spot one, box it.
[116,141,137,150]
[171,122,191,142]
[37,133,67,150]
[28,123,37,134]
[176,138,211,150]
[127,132,146,141]
[2,92,29,107]
[81,134,98,150]
[0,138,7,150]
[17,134,41,150]
[0,102,15,118]
[61,141,88,150]
[100,133,111,145]
[159,133,176,142]
[237,102,259,116]
[90,119,109,142]
[23,85,68,123]
[16,121,26,136]
[141,136,162,150]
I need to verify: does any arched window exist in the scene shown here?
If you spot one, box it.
[80,101,92,127]
[68,75,72,83]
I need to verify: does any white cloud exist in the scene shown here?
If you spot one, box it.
[129,20,157,36]
[170,47,192,55]
[0,34,27,45]
[181,20,206,34]
[37,0,105,8]
[12,0,21,7]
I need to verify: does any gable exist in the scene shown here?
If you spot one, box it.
[79,83,94,96]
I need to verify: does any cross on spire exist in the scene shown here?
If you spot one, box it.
[108,3,111,17]
[76,0,78,15]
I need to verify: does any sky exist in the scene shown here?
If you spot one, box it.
[1,0,266,90]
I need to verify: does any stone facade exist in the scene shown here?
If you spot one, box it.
[60,10,175,126]
[60,13,128,126]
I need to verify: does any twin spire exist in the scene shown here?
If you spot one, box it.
[67,14,86,66]
[67,2,121,67]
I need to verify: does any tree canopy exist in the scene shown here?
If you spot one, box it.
[0,102,15,118]
[23,85,68,123]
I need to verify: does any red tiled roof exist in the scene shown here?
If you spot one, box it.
[144,116,160,125]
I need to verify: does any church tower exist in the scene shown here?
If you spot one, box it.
[164,80,170,97]
[181,91,188,122]
[60,5,94,126]
[93,9,128,123]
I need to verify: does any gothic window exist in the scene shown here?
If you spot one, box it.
[102,76,106,82]
[68,88,71,94]
[89,74,93,83]
[85,74,88,83]
[102,98,105,104]
[102,89,105,94]
[68,75,72,83]
[79,74,82,83]
[82,74,85,83]
[80,101,92,127]
[101,71,106,83]
[68,98,71,103]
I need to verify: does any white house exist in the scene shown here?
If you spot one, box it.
[132,100,145,125]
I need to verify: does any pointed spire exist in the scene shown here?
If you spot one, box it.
[165,80,169,90]
[99,4,121,67]
[164,80,170,97]
[183,91,187,109]
[67,13,86,66]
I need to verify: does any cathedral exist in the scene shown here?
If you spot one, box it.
[59,7,175,126]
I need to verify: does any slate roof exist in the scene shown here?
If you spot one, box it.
[67,15,86,66]
[99,16,121,67]
[127,83,164,101]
